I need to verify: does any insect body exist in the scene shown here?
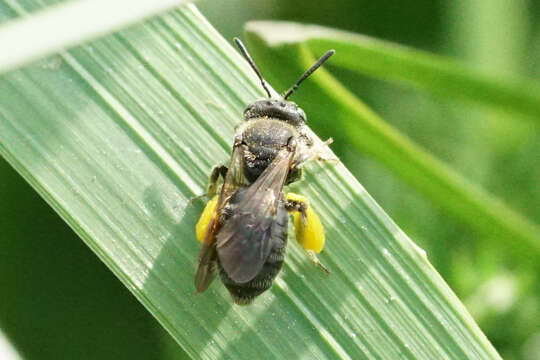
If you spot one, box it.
[195,38,334,304]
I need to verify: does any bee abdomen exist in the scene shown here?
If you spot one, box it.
[218,201,289,305]
[218,248,285,305]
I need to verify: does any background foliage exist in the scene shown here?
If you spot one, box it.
[0,0,538,359]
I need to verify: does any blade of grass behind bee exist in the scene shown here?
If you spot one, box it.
[245,21,540,122]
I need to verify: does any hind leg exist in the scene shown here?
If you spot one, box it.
[284,192,330,275]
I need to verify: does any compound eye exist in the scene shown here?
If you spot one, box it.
[299,109,307,122]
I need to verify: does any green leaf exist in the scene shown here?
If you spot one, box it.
[0,2,502,360]
[243,21,540,267]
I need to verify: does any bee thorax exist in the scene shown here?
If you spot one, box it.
[240,118,307,183]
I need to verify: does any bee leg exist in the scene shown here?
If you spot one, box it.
[284,193,330,275]
[306,250,330,275]
[206,165,228,197]
[295,138,337,166]
[193,165,228,241]
[195,195,219,243]
[189,165,228,203]
[314,138,335,162]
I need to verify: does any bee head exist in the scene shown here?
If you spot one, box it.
[233,37,333,127]
[244,99,306,126]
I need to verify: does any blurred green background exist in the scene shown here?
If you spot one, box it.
[0,0,539,359]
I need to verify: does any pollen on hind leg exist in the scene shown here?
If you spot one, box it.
[285,193,325,253]
[195,195,219,242]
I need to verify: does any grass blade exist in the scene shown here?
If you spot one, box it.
[247,21,540,121]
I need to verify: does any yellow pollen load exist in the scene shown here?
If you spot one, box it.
[196,195,219,242]
[285,193,325,253]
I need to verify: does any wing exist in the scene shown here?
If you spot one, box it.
[218,139,248,208]
[216,148,295,284]
[195,142,247,293]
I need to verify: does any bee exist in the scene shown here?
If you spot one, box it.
[194,38,334,304]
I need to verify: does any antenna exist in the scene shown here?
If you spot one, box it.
[283,50,335,100]
[234,37,272,98]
